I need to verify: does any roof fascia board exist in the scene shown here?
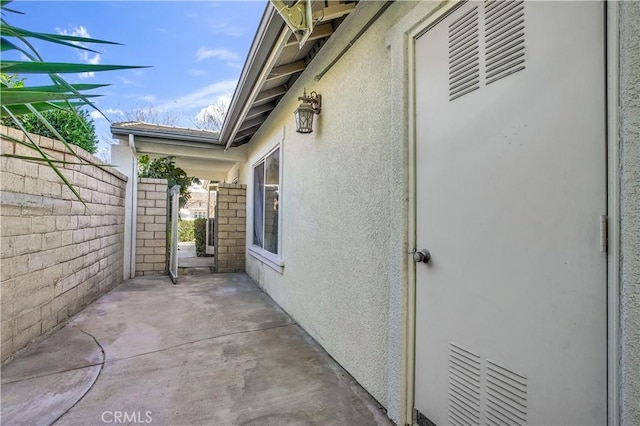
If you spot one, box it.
[220,3,286,144]
[223,27,289,150]
[111,127,219,144]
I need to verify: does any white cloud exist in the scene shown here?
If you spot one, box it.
[139,95,156,103]
[195,95,231,122]
[196,47,239,62]
[120,77,137,85]
[90,108,123,120]
[57,26,101,79]
[207,19,245,37]
[188,69,208,77]
[157,80,237,111]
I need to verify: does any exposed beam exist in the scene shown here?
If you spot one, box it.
[266,60,307,82]
[254,86,287,104]
[234,129,256,142]
[246,103,275,120]
[239,117,266,132]
[232,135,252,148]
[285,23,334,47]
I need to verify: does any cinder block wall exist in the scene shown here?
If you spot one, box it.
[0,127,127,361]
[136,178,167,276]
[216,183,246,273]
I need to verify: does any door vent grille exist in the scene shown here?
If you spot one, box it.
[484,0,526,84]
[486,359,528,426]
[448,343,481,425]
[448,6,480,101]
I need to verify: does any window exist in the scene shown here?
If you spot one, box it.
[253,147,280,255]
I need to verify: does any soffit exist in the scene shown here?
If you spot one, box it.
[222,0,358,148]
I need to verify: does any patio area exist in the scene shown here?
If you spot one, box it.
[1,273,391,426]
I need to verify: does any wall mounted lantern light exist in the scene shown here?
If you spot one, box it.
[294,89,321,134]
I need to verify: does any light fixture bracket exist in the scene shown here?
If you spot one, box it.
[298,89,321,114]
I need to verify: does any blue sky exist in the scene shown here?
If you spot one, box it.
[5,0,267,159]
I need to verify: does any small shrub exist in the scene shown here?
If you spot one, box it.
[194,218,207,256]
[17,107,98,154]
[178,220,194,242]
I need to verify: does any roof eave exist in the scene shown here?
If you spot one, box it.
[111,125,220,145]
[219,2,285,146]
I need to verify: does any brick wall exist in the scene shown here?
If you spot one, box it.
[216,183,246,273]
[0,127,127,362]
[136,178,167,276]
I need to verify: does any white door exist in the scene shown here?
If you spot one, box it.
[414,2,606,425]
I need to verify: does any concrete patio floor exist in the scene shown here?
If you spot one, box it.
[1,273,391,426]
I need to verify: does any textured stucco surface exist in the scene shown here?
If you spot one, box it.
[240,1,640,424]
[384,3,443,421]
[619,2,640,425]
[240,2,422,418]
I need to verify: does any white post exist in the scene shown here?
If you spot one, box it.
[111,139,138,280]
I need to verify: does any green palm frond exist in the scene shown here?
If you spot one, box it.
[0,1,150,205]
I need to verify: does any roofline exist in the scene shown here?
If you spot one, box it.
[111,123,220,145]
[219,2,285,146]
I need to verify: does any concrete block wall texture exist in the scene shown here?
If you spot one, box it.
[215,183,246,273]
[135,178,167,276]
[0,126,127,362]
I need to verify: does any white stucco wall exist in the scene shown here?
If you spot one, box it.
[239,2,423,419]
[619,2,640,425]
[225,162,240,184]
[238,1,640,424]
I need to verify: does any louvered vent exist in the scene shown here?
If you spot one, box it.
[486,359,528,426]
[448,344,481,425]
[484,0,526,84]
[448,7,480,101]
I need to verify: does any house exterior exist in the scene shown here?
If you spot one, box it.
[182,190,209,220]
[112,1,639,425]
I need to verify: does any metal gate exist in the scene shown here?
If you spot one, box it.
[168,185,180,284]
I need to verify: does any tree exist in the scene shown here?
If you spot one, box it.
[15,107,98,153]
[192,98,228,132]
[0,0,146,204]
[118,103,180,126]
[138,155,200,208]
[1,74,98,153]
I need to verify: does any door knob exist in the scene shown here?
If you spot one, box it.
[413,249,431,264]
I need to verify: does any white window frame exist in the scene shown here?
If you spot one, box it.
[248,143,284,273]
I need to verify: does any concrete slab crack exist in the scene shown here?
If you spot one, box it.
[50,328,106,426]
[105,323,296,364]
[4,323,295,386]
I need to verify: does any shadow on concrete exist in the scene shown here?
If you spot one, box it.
[1,273,391,426]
